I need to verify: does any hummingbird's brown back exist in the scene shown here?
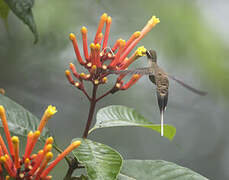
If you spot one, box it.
[153,64,169,92]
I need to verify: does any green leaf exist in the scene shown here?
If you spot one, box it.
[3,0,38,43]
[0,94,50,139]
[72,138,123,180]
[89,105,176,141]
[118,160,209,180]
[0,0,9,26]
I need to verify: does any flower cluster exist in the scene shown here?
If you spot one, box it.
[0,105,81,179]
[65,13,160,100]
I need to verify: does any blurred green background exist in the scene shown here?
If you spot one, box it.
[0,0,229,179]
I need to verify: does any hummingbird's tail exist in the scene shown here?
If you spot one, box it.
[156,91,168,137]
[160,111,164,136]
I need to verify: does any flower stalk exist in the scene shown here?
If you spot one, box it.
[66,13,160,140]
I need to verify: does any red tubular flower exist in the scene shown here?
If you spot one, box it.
[0,105,81,179]
[11,136,20,169]
[120,74,142,90]
[109,39,126,68]
[122,31,141,54]
[90,43,96,65]
[102,16,112,51]
[40,141,81,178]
[0,106,14,157]
[65,70,75,85]
[97,33,104,45]
[118,16,160,63]
[0,135,10,157]
[69,63,80,79]
[69,33,86,65]
[66,13,159,97]
[81,26,89,61]
[95,44,101,67]
[112,39,120,52]
[94,13,108,44]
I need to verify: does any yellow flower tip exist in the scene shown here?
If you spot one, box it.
[65,70,71,76]
[34,130,41,138]
[119,39,126,47]
[80,73,85,78]
[91,65,97,71]
[94,79,99,85]
[134,31,141,38]
[117,38,122,44]
[102,77,108,83]
[12,136,19,144]
[45,152,53,161]
[38,150,44,155]
[148,16,160,26]
[107,16,112,23]
[133,74,140,79]
[0,105,5,115]
[46,137,54,144]
[45,105,57,117]
[45,144,53,152]
[69,33,76,41]
[101,13,108,21]
[0,156,6,163]
[4,154,9,159]
[95,43,101,51]
[5,175,10,180]
[135,46,147,57]
[69,63,74,68]
[25,158,30,164]
[71,141,81,148]
[31,154,37,159]
[153,16,160,24]
[28,131,33,137]
[90,43,96,49]
[75,82,80,87]
[102,64,107,70]
[81,26,88,34]
[98,33,103,38]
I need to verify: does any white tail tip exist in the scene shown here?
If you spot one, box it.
[161,112,164,136]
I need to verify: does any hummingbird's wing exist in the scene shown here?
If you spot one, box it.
[167,75,207,96]
[109,67,153,75]
[149,75,155,84]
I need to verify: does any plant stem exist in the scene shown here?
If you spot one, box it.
[82,84,98,138]
[65,83,113,179]
[96,87,114,102]
[64,158,82,180]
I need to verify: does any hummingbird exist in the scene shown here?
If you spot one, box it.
[109,50,207,136]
